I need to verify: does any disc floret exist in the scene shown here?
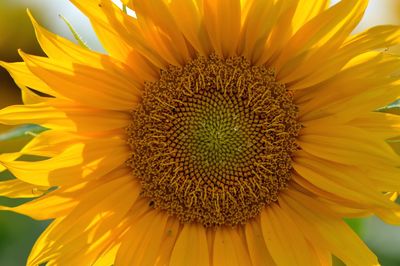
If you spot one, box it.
[127,54,300,226]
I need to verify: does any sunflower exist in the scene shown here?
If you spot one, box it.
[1,0,400,265]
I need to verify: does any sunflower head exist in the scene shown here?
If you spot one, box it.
[0,0,400,265]
[127,53,301,226]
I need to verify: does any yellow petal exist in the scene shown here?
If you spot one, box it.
[28,174,139,265]
[298,51,400,112]
[70,0,164,73]
[20,51,141,111]
[362,164,400,192]
[295,51,399,104]
[28,10,150,85]
[0,153,20,172]
[344,25,400,51]
[154,217,181,266]
[239,0,287,62]
[299,125,400,167]
[291,0,329,33]
[291,186,371,218]
[202,0,221,55]
[168,0,211,55]
[374,207,400,225]
[129,0,192,63]
[0,101,130,132]
[0,137,129,186]
[20,87,47,104]
[310,243,332,266]
[115,211,169,265]
[291,25,400,90]
[277,0,368,82]
[0,61,63,98]
[245,219,276,266]
[170,223,210,266]
[27,217,65,266]
[213,226,251,266]
[214,0,241,57]
[0,179,48,198]
[202,0,243,56]
[20,131,86,157]
[1,186,79,220]
[30,11,112,65]
[350,112,400,140]
[260,203,320,266]
[293,152,400,210]
[5,168,133,221]
[92,243,120,266]
[281,189,379,266]
[303,87,400,128]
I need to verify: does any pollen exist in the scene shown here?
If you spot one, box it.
[127,54,301,226]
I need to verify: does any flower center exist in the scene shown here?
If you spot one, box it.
[127,54,300,226]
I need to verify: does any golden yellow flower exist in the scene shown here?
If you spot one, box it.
[1,0,400,265]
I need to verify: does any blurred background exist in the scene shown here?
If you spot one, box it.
[1,0,400,265]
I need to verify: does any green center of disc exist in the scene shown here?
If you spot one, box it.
[181,91,257,171]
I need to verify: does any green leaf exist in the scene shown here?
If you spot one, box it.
[377,99,400,115]
[345,218,365,236]
[0,124,47,154]
[0,124,46,141]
